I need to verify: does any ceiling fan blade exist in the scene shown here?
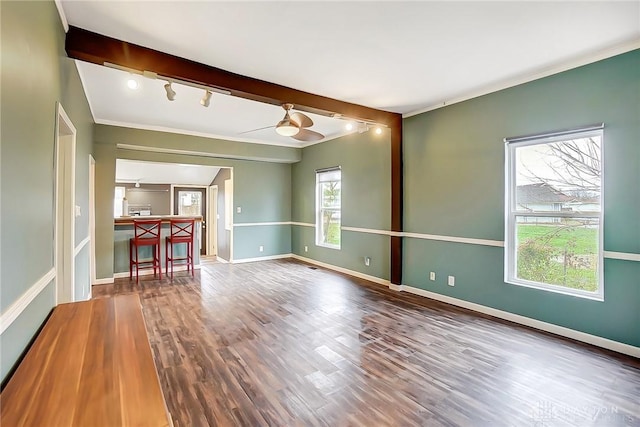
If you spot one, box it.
[237,125,275,135]
[292,128,324,142]
[290,112,313,128]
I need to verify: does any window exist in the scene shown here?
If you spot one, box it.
[505,125,603,300]
[316,167,341,249]
[114,186,125,217]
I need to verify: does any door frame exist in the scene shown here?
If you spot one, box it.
[89,155,96,294]
[54,102,76,304]
[207,185,218,256]
[171,185,208,255]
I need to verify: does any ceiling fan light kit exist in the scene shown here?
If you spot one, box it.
[273,103,325,142]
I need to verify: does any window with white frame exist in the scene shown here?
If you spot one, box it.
[505,125,603,299]
[316,167,341,249]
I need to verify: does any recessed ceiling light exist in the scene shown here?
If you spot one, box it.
[375,127,382,135]
[127,78,138,90]
[345,123,354,131]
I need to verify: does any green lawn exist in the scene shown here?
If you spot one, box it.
[517,223,598,254]
[325,221,341,246]
[516,223,598,292]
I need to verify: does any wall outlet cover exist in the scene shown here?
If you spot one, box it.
[304,246,308,252]
[448,276,455,286]
[259,245,264,252]
[429,272,436,281]
[236,206,242,213]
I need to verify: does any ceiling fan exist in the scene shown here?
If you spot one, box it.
[240,104,325,142]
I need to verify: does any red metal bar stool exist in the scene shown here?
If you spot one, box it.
[129,219,162,282]
[165,219,195,278]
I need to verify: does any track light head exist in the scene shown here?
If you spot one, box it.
[357,122,369,134]
[164,82,176,101]
[200,90,212,107]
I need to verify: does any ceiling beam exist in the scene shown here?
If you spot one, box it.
[65,26,400,126]
[65,25,405,286]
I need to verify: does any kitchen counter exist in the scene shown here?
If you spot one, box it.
[114,215,203,225]
[113,215,202,275]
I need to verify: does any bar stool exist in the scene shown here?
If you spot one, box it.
[129,219,162,283]
[165,219,195,278]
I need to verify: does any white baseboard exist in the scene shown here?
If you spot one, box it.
[291,254,391,287]
[1,268,56,334]
[93,277,115,285]
[216,256,229,264]
[232,253,293,264]
[396,284,640,358]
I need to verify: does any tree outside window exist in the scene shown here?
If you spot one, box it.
[506,127,603,299]
[316,168,341,249]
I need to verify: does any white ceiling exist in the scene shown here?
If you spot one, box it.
[116,159,221,185]
[61,1,640,147]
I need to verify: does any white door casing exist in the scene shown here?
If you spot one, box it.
[55,103,76,304]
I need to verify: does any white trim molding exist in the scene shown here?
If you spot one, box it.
[216,256,229,264]
[93,277,115,286]
[340,226,504,247]
[396,284,640,358]
[291,254,391,287]
[53,0,69,32]
[232,254,293,264]
[291,222,315,227]
[341,226,397,237]
[1,268,56,334]
[403,39,640,118]
[74,236,90,257]
[403,231,504,247]
[604,251,640,262]
[234,222,292,227]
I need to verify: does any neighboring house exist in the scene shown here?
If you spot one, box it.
[517,183,572,223]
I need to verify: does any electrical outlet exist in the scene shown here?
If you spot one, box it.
[259,245,264,252]
[364,257,371,266]
[236,206,242,213]
[448,276,455,286]
[429,272,436,281]
[304,246,308,252]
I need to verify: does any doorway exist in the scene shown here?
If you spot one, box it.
[55,103,76,304]
[173,187,207,255]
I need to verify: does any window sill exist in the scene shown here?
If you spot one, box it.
[316,243,341,250]
[505,278,604,302]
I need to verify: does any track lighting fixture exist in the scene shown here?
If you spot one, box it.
[375,127,383,135]
[345,123,354,131]
[164,82,176,101]
[127,78,138,90]
[357,122,369,134]
[135,181,141,188]
[200,90,212,107]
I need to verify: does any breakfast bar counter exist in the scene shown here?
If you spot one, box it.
[113,215,203,276]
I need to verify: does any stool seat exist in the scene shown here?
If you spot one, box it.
[129,219,162,282]
[165,219,195,278]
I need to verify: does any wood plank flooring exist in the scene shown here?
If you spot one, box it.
[93,259,640,427]
[1,295,171,427]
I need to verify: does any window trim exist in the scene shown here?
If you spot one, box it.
[315,167,341,250]
[504,126,604,301]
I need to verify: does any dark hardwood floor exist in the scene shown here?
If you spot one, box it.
[93,259,640,427]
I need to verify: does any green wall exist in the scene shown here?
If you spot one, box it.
[291,131,391,280]
[403,50,640,346]
[93,125,293,278]
[0,0,94,381]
